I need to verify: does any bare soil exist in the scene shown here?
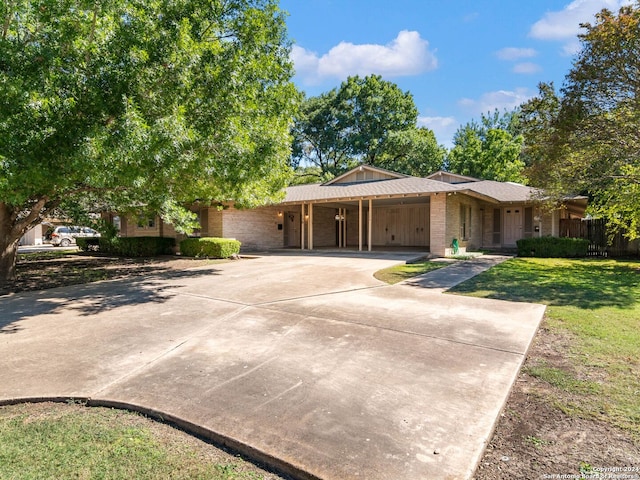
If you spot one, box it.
[4,252,640,478]
[473,324,640,479]
[1,251,224,297]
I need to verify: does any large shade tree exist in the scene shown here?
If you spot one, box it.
[0,0,298,283]
[291,74,444,180]
[447,110,526,183]
[521,4,640,238]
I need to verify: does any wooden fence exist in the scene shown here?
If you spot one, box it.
[559,218,631,257]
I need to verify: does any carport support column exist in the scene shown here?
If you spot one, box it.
[368,199,373,252]
[301,203,306,250]
[358,200,363,251]
[308,203,314,250]
[430,193,447,257]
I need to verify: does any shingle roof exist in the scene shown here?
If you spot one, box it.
[282,177,540,204]
[282,177,461,203]
[460,180,542,203]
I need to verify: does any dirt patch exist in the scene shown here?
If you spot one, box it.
[473,325,640,479]
[1,252,226,297]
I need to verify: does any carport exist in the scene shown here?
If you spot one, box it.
[280,165,458,252]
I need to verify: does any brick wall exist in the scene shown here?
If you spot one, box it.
[202,207,223,237]
[443,194,483,251]
[429,194,447,256]
[222,205,284,250]
[312,206,338,247]
[120,215,178,238]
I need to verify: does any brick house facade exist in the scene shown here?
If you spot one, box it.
[117,166,587,257]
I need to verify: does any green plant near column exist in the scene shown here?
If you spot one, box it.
[180,238,241,258]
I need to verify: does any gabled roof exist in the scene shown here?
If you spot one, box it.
[282,166,541,205]
[425,171,480,184]
[323,165,407,185]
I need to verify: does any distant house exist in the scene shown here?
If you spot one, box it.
[117,165,587,256]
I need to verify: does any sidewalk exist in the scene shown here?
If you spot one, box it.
[404,254,513,291]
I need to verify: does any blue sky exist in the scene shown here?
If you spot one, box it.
[279,0,631,148]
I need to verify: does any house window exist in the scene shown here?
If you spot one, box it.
[524,207,534,238]
[137,216,156,229]
[492,208,501,244]
[460,204,471,240]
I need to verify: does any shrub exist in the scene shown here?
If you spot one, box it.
[76,237,100,251]
[98,237,175,256]
[180,237,241,258]
[517,236,590,258]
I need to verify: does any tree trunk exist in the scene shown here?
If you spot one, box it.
[0,203,19,284]
[0,198,52,285]
[0,237,19,284]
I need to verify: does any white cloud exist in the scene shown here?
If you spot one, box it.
[513,62,542,74]
[418,116,458,148]
[496,47,538,61]
[458,88,534,115]
[291,30,438,85]
[529,0,632,41]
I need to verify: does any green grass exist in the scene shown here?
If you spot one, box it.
[373,260,447,284]
[17,250,72,261]
[450,257,640,436]
[0,403,270,480]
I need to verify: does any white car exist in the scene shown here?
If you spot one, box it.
[44,226,101,247]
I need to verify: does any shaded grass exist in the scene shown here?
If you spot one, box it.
[0,403,273,480]
[450,257,640,437]
[373,260,447,284]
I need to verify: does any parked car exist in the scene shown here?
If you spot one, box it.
[43,226,101,247]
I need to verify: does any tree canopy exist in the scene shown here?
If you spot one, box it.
[291,74,444,180]
[0,0,298,282]
[521,4,640,238]
[447,110,526,183]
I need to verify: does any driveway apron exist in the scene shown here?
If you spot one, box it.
[0,252,544,480]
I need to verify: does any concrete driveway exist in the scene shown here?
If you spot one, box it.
[0,251,544,480]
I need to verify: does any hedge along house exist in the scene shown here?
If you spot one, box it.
[115,165,587,256]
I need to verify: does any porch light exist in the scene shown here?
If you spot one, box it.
[277,211,283,217]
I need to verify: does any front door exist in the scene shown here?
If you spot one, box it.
[503,208,523,246]
[285,212,300,247]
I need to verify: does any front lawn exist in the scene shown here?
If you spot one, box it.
[450,257,640,436]
[0,402,281,480]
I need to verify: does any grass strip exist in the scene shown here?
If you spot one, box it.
[373,260,447,284]
[0,402,273,480]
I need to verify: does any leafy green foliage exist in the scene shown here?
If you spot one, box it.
[447,110,526,182]
[291,74,443,180]
[100,237,176,256]
[180,237,241,258]
[375,127,446,177]
[516,236,590,257]
[0,0,298,282]
[76,237,101,252]
[520,5,640,239]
